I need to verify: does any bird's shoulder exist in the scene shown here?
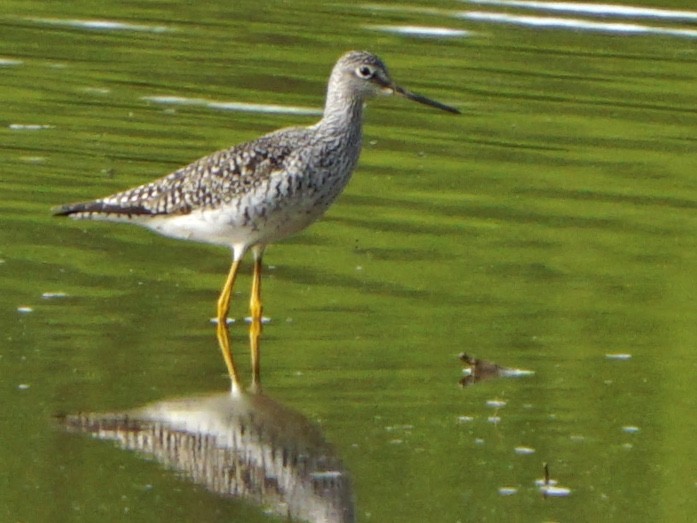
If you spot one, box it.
[178,124,311,180]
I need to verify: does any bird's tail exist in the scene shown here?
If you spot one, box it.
[52,199,155,219]
[52,201,97,217]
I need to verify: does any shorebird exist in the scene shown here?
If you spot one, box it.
[54,50,459,389]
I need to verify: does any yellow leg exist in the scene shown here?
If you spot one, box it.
[249,250,263,390]
[216,259,242,388]
[250,252,263,322]
[249,317,262,393]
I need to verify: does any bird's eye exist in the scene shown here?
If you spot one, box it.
[356,65,374,79]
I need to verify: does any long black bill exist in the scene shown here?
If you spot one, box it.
[394,84,460,114]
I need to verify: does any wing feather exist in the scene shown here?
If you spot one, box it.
[54,127,309,218]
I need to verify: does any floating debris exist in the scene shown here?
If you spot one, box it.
[538,463,571,498]
[9,124,55,131]
[622,425,640,434]
[514,446,536,455]
[17,306,33,314]
[606,353,632,360]
[459,353,534,386]
[486,399,507,408]
[18,383,31,390]
[386,424,414,432]
[42,292,68,299]
[542,484,572,497]
[498,486,518,496]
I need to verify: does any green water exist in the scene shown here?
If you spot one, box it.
[1,1,696,521]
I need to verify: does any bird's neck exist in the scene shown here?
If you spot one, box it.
[317,90,364,141]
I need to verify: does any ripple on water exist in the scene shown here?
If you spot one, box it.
[366,25,471,38]
[142,96,322,116]
[540,485,572,497]
[606,353,632,360]
[42,292,68,299]
[461,1,697,21]
[457,11,697,38]
[0,58,22,66]
[9,124,54,131]
[27,17,170,33]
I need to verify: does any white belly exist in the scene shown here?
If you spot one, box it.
[144,183,334,249]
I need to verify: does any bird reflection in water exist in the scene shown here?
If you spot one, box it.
[61,343,354,523]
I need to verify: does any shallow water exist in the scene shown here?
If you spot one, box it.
[1,1,696,521]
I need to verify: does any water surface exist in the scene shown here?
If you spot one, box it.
[1,1,696,521]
